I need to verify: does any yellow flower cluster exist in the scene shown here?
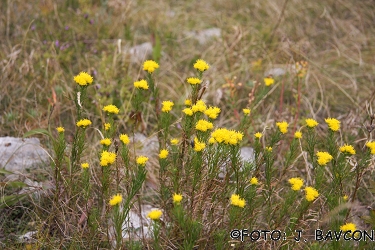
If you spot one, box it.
[205,106,221,119]
[104,123,111,131]
[191,100,207,113]
[211,128,243,145]
[81,162,89,169]
[148,209,163,220]
[187,77,202,85]
[143,60,159,73]
[56,127,65,133]
[109,194,122,206]
[366,141,375,154]
[136,156,149,166]
[266,146,272,152]
[276,121,289,134]
[182,108,193,116]
[76,119,92,128]
[193,137,206,152]
[119,134,130,145]
[296,61,308,78]
[173,193,183,204]
[162,100,174,113]
[100,138,111,146]
[294,131,302,139]
[243,108,251,115]
[304,186,319,202]
[250,177,258,185]
[195,119,214,132]
[194,59,209,72]
[325,118,340,131]
[316,151,333,166]
[103,104,119,114]
[305,118,318,128]
[185,99,192,106]
[339,144,356,155]
[264,77,275,86]
[159,149,168,159]
[288,177,304,191]
[134,79,149,90]
[208,137,216,144]
[100,151,116,166]
[230,194,246,208]
[170,138,179,145]
[340,223,358,237]
[254,132,262,139]
[74,72,93,86]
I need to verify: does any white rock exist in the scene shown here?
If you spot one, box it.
[185,28,221,45]
[18,231,37,243]
[124,42,153,63]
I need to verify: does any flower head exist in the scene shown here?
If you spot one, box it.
[159,149,169,159]
[294,131,302,139]
[170,138,179,145]
[208,137,216,144]
[100,151,116,166]
[56,127,65,133]
[340,223,358,237]
[343,195,349,201]
[103,104,120,114]
[288,177,304,191]
[134,79,149,90]
[230,194,246,208]
[182,108,193,116]
[304,186,319,202]
[136,156,149,166]
[325,118,340,131]
[161,101,174,113]
[266,146,272,152]
[211,128,243,145]
[104,123,111,131]
[316,151,333,166]
[148,209,162,220]
[109,194,122,206]
[339,144,356,155]
[143,60,159,73]
[250,177,259,185]
[173,193,183,204]
[254,132,262,139]
[264,77,275,86]
[193,137,206,152]
[191,100,207,113]
[243,108,251,115]
[81,162,89,169]
[305,118,319,128]
[276,121,289,134]
[195,119,214,132]
[76,119,92,128]
[119,134,130,145]
[185,99,192,106]
[74,72,93,86]
[366,141,375,154]
[187,77,202,85]
[100,138,112,146]
[205,106,221,119]
[194,59,209,72]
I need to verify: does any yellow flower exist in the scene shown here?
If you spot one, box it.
[191,100,207,113]
[211,128,243,145]
[343,195,349,201]
[294,131,302,139]
[109,194,122,206]
[162,100,174,113]
[185,99,192,106]
[134,79,149,90]
[254,132,262,139]
[103,104,119,114]
[250,177,258,185]
[205,106,221,119]
[100,151,116,166]
[119,134,130,145]
[243,108,251,115]
[316,151,333,166]
[276,121,289,134]
[159,149,168,159]
[288,177,304,191]
[264,77,275,86]
[305,118,319,128]
[193,137,206,152]
[182,108,193,116]
[339,144,356,155]
[100,138,112,146]
[187,77,202,85]
[136,156,149,166]
[56,127,65,133]
[76,119,92,128]
[230,194,246,208]
[74,72,93,86]
[147,209,162,220]
[104,123,111,131]
[366,141,375,154]
[304,186,319,202]
[208,137,216,144]
[195,119,214,132]
[81,162,89,169]
[340,223,358,237]
[143,60,159,73]
[266,146,272,152]
[173,193,183,204]
[325,118,340,131]
[170,138,179,145]
[193,59,210,72]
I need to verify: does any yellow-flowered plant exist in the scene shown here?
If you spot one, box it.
[191,100,207,113]
[187,77,202,85]
[161,100,174,113]
[304,186,319,201]
[365,141,375,154]
[325,118,340,131]
[195,119,214,132]
[103,104,120,114]
[159,149,169,159]
[230,194,246,208]
[250,177,259,185]
[254,132,262,139]
[294,131,302,139]
[109,194,122,206]
[136,156,149,166]
[148,209,163,220]
[339,144,356,155]
[56,127,65,133]
[104,123,111,131]
[100,151,116,166]
[193,59,210,72]
[316,151,333,166]
[185,99,192,106]
[243,108,251,115]
[193,137,206,152]
[288,177,304,191]
[340,223,358,237]
[81,162,89,169]
[170,138,179,145]
[76,119,92,128]
[264,77,275,86]
[205,106,221,119]
[173,193,183,204]
[143,60,159,73]
[100,138,111,146]
[119,134,130,145]
[182,108,193,116]
[211,128,243,145]
[266,146,272,152]
[276,121,289,134]
[74,71,93,86]
[305,118,319,128]
[134,79,149,90]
